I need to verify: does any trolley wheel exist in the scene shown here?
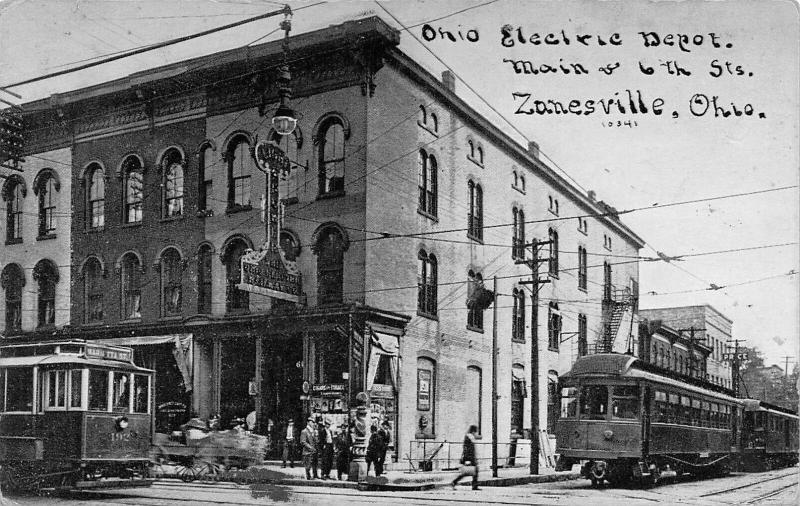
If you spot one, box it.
[177,464,197,483]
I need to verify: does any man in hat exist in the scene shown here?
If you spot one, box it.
[334,423,352,480]
[377,420,392,475]
[300,416,319,479]
[320,419,335,479]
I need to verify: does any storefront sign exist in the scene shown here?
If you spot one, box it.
[311,383,346,397]
[417,369,431,411]
[238,248,301,302]
[371,383,394,399]
[85,344,132,363]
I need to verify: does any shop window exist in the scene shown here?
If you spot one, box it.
[160,247,183,316]
[36,172,58,237]
[313,334,348,384]
[315,226,345,305]
[512,288,525,342]
[83,257,104,324]
[87,164,105,229]
[120,252,142,319]
[34,259,58,328]
[3,368,33,412]
[317,117,346,196]
[1,263,24,333]
[162,149,184,218]
[467,180,483,241]
[197,244,213,314]
[512,207,525,260]
[3,175,25,243]
[417,250,437,316]
[226,135,253,210]
[417,149,438,217]
[466,366,482,435]
[222,238,250,313]
[122,156,143,224]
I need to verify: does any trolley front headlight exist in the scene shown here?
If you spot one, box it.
[603,430,614,440]
[115,416,129,431]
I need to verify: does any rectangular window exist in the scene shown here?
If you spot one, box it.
[5,367,33,412]
[70,370,82,408]
[0,370,4,411]
[579,385,608,420]
[112,372,130,412]
[47,370,66,408]
[133,374,149,413]
[88,369,109,411]
[560,386,578,418]
[611,385,639,419]
[578,314,588,357]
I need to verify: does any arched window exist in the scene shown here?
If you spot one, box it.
[477,146,484,164]
[467,270,484,330]
[222,238,250,313]
[468,140,475,159]
[36,173,58,237]
[197,244,213,314]
[160,248,183,316]
[198,143,214,212]
[520,175,526,192]
[87,164,105,229]
[271,130,300,202]
[512,287,525,342]
[548,228,559,276]
[418,105,426,125]
[318,117,346,196]
[548,302,561,351]
[417,250,437,316]
[33,259,58,328]
[466,366,482,435]
[1,263,24,332]
[467,180,483,241]
[83,257,104,323]
[512,207,525,260]
[162,150,184,218]
[679,356,684,374]
[430,113,438,133]
[279,230,301,262]
[3,176,25,242]
[227,136,254,209]
[316,226,345,305]
[417,149,437,217]
[122,156,144,223]
[513,171,518,188]
[120,253,142,319]
[578,246,588,290]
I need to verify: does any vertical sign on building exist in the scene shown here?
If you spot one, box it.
[417,369,431,411]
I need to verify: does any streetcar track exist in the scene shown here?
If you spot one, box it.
[698,470,797,497]
[745,481,798,504]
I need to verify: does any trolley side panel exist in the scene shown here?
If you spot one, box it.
[83,413,151,460]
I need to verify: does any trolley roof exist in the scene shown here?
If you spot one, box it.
[0,340,152,373]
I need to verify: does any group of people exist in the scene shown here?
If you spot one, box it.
[287,415,392,480]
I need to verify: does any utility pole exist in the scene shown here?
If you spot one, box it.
[725,338,747,398]
[518,238,551,476]
[491,276,498,478]
[781,356,793,378]
[679,326,706,379]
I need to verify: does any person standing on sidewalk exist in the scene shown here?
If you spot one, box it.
[377,421,392,474]
[300,417,319,480]
[282,419,296,468]
[451,425,480,490]
[320,419,335,479]
[334,423,352,480]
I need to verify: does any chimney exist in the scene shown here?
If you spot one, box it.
[527,141,539,159]
[441,70,456,92]
[587,190,596,201]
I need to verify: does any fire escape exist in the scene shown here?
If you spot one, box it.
[597,285,637,353]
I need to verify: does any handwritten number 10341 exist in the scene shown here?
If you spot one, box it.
[603,120,638,128]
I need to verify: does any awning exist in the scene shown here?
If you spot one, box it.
[95,334,193,393]
[366,326,400,393]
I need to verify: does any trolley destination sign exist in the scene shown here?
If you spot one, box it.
[84,344,133,363]
[238,247,301,302]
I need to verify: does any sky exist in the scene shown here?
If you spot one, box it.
[1,0,798,366]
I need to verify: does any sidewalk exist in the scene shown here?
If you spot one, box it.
[151,460,581,491]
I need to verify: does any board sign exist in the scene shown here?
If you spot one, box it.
[371,383,395,399]
[311,383,346,397]
[722,352,749,361]
[417,369,431,411]
[238,247,301,302]
[85,344,132,363]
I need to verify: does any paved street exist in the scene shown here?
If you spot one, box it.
[2,467,797,506]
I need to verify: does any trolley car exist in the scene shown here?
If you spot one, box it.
[0,340,154,492]
[740,398,799,471]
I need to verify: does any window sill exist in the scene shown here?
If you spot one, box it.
[578,228,588,236]
[467,155,484,168]
[5,237,23,245]
[86,226,105,233]
[316,190,345,201]
[512,185,526,195]
[466,325,484,334]
[466,234,484,244]
[122,222,143,228]
[226,204,253,215]
[119,318,143,324]
[416,310,438,321]
[548,346,559,352]
[417,120,439,137]
[511,338,526,344]
[578,286,588,293]
[82,321,105,327]
[36,233,57,241]
[417,208,438,222]
[160,315,183,322]
[36,324,56,331]
[160,214,185,223]
[548,272,559,279]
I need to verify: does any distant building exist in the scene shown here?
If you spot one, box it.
[639,305,732,388]
[638,319,711,379]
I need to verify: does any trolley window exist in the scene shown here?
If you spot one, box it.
[611,385,639,420]
[133,374,149,414]
[579,385,608,420]
[46,370,67,409]
[560,387,578,418]
[89,369,109,411]
[70,370,82,408]
[4,367,34,412]
[112,372,130,413]
[653,390,669,423]
[691,398,701,426]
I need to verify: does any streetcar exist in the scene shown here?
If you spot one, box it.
[740,398,799,471]
[0,340,154,492]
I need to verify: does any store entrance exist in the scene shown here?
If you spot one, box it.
[220,337,256,428]
[261,336,304,458]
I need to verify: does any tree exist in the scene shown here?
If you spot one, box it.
[739,346,799,410]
